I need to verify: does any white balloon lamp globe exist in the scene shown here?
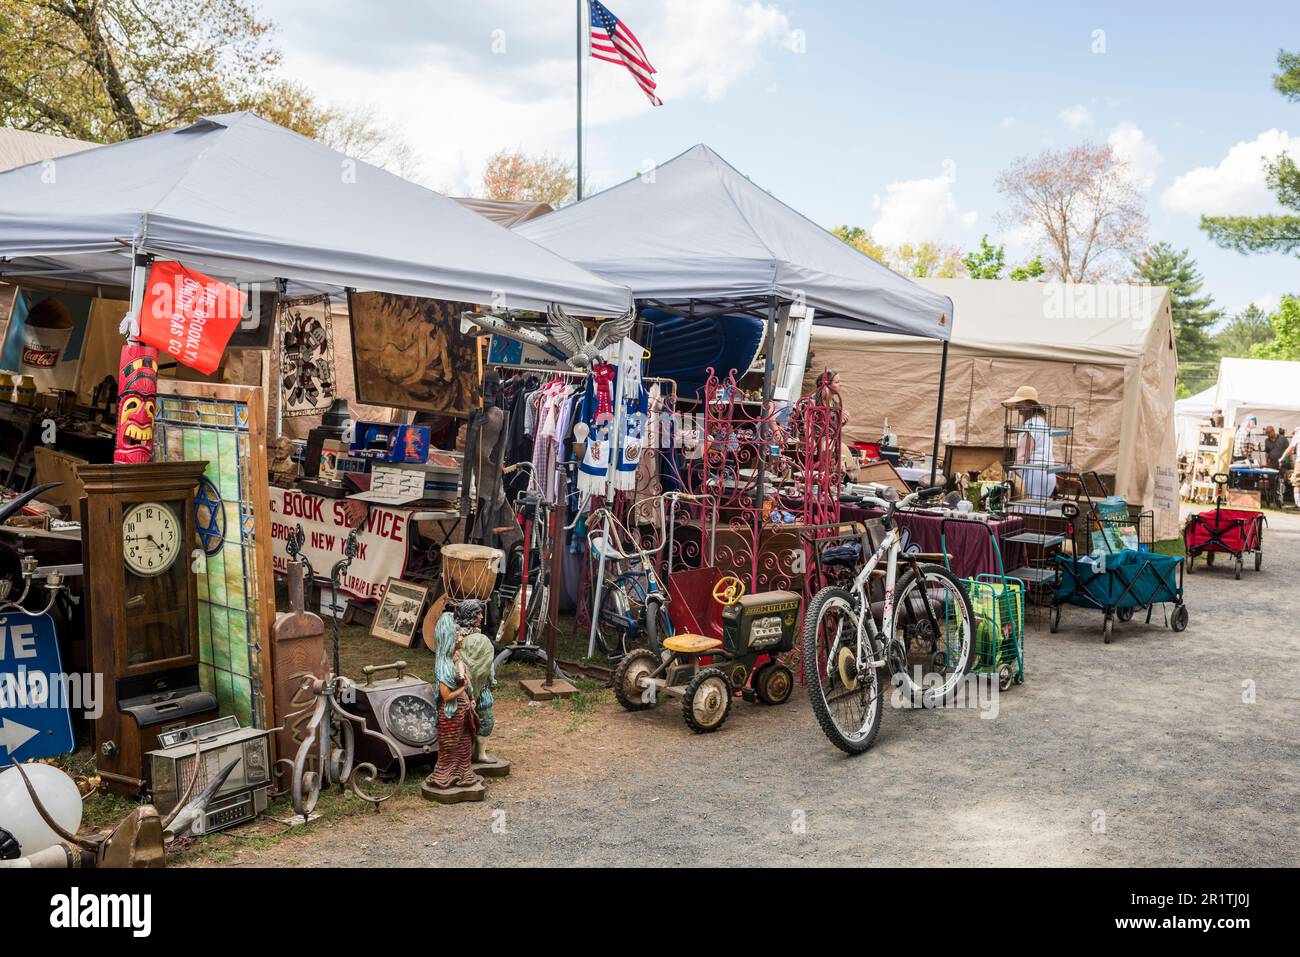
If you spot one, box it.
[0,764,84,856]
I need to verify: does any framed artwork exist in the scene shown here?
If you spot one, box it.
[277,294,337,417]
[370,578,430,648]
[349,292,481,416]
[0,288,93,394]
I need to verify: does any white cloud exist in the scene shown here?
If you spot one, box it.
[1108,122,1163,190]
[264,0,793,192]
[869,164,978,246]
[1059,104,1093,129]
[999,116,1015,129]
[1161,129,1295,215]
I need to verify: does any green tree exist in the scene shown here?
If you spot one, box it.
[1008,255,1046,281]
[832,225,888,263]
[961,234,1005,279]
[1252,295,1300,359]
[1201,50,1300,257]
[1215,303,1276,357]
[1132,243,1222,372]
[0,0,319,140]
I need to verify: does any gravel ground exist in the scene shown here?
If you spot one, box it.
[235,509,1300,868]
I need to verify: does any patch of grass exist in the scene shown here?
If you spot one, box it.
[1153,538,1185,557]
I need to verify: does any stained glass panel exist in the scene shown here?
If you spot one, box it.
[154,392,267,727]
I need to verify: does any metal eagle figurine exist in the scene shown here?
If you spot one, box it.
[460,304,637,370]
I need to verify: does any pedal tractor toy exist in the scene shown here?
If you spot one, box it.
[612,576,800,733]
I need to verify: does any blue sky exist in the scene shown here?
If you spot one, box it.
[264,0,1299,318]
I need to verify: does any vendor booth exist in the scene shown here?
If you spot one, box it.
[517,143,957,653]
[806,277,1180,540]
[0,112,631,809]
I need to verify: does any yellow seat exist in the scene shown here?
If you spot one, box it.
[662,634,723,655]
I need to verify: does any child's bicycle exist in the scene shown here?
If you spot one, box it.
[582,491,705,659]
[803,485,976,755]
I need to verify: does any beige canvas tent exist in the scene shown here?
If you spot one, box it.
[0,127,97,172]
[806,278,1179,539]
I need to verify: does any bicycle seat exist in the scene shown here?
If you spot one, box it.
[662,634,723,655]
[591,534,631,561]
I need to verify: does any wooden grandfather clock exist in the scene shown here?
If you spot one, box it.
[79,460,219,796]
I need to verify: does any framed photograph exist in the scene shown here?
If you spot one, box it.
[370,577,430,648]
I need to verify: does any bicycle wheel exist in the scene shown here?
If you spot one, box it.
[522,575,550,645]
[803,587,883,755]
[890,563,975,707]
[641,596,671,656]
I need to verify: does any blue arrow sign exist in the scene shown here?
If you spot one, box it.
[0,612,76,762]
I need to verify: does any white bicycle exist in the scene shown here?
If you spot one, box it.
[803,485,975,754]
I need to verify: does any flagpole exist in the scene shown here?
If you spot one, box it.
[576,0,584,201]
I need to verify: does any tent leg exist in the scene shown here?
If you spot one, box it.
[753,294,778,591]
[929,339,949,487]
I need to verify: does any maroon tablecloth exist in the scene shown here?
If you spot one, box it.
[841,506,1025,580]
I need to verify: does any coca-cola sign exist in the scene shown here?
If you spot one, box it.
[21,346,60,368]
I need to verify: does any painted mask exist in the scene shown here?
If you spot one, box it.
[114,340,159,465]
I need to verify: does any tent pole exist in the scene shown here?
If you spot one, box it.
[753,294,778,591]
[576,0,584,201]
[929,339,949,486]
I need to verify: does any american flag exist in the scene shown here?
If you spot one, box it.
[588,0,663,106]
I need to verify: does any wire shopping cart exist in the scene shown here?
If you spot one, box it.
[941,518,1025,691]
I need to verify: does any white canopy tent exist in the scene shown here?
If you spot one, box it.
[1175,385,1217,456]
[0,113,631,315]
[517,143,954,483]
[516,143,953,339]
[1212,357,1300,434]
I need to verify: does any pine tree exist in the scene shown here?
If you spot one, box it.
[1215,303,1276,357]
[1132,242,1222,373]
[1201,50,1300,257]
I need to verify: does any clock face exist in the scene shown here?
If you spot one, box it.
[123,502,182,577]
[386,694,438,747]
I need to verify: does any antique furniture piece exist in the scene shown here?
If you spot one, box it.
[79,459,217,795]
[346,660,439,777]
[147,715,272,834]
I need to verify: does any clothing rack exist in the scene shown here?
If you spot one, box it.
[493,365,678,399]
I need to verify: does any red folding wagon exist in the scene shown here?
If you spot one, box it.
[1184,489,1266,580]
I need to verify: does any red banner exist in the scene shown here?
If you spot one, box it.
[139,261,246,375]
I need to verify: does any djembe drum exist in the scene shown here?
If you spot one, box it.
[439,543,503,602]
